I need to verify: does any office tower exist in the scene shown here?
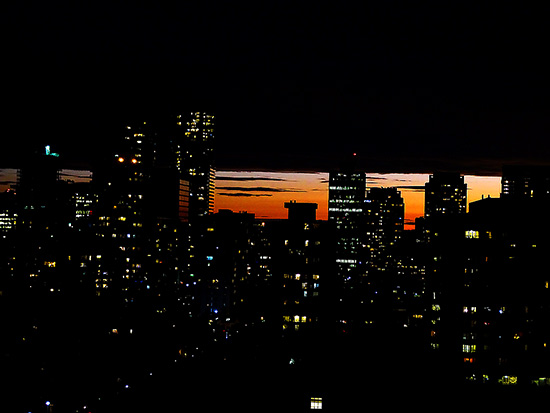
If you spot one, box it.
[92,122,157,297]
[328,168,367,328]
[68,182,96,229]
[17,145,63,226]
[0,189,17,290]
[275,202,332,335]
[284,200,318,224]
[15,145,74,292]
[175,112,215,219]
[425,172,467,218]
[0,189,17,234]
[365,187,404,266]
[427,196,550,386]
[328,169,366,276]
[501,165,550,201]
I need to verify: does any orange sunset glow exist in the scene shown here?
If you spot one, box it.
[215,171,502,227]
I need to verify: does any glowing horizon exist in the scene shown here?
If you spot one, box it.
[0,168,503,228]
[215,171,502,227]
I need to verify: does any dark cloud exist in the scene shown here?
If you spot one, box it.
[404,219,417,226]
[216,177,288,182]
[216,187,306,193]
[395,186,425,192]
[218,193,272,198]
[59,171,93,180]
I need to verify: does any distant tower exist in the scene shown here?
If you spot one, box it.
[365,187,404,266]
[285,200,318,224]
[15,145,71,292]
[175,112,215,219]
[501,165,550,201]
[424,172,467,218]
[17,145,62,216]
[328,167,366,296]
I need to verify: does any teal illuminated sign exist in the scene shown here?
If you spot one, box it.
[45,145,60,157]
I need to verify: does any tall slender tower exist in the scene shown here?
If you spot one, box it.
[365,187,404,267]
[175,112,215,220]
[328,166,367,321]
[93,122,154,296]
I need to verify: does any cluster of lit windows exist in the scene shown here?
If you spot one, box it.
[463,344,476,353]
[498,375,518,385]
[0,212,17,231]
[310,397,322,409]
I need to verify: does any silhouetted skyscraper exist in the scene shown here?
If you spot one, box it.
[425,172,467,219]
[175,112,215,219]
[93,122,155,296]
[328,168,366,277]
[328,167,367,323]
[501,165,550,201]
[276,202,331,334]
[365,187,404,266]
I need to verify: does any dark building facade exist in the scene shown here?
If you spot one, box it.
[501,165,550,201]
[365,187,404,268]
[425,172,467,219]
[175,112,215,220]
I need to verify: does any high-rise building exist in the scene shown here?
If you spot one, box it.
[328,167,367,325]
[0,189,17,234]
[365,187,404,266]
[328,169,366,275]
[175,112,215,219]
[424,172,467,219]
[275,202,332,335]
[501,165,550,201]
[15,145,74,293]
[93,122,154,296]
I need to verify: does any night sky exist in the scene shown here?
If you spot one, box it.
[3,2,550,174]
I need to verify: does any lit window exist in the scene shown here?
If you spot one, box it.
[499,376,518,385]
[311,397,323,409]
[465,230,479,239]
[463,344,477,353]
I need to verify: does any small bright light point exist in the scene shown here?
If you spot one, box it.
[118,157,124,163]
[45,401,51,406]
[131,158,137,164]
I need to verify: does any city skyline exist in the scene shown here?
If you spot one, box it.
[1,166,502,226]
[4,3,550,410]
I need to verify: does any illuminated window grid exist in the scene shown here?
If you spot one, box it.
[310,397,322,409]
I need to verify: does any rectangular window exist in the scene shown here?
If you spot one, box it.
[463,344,477,353]
[465,230,479,239]
[311,397,322,410]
